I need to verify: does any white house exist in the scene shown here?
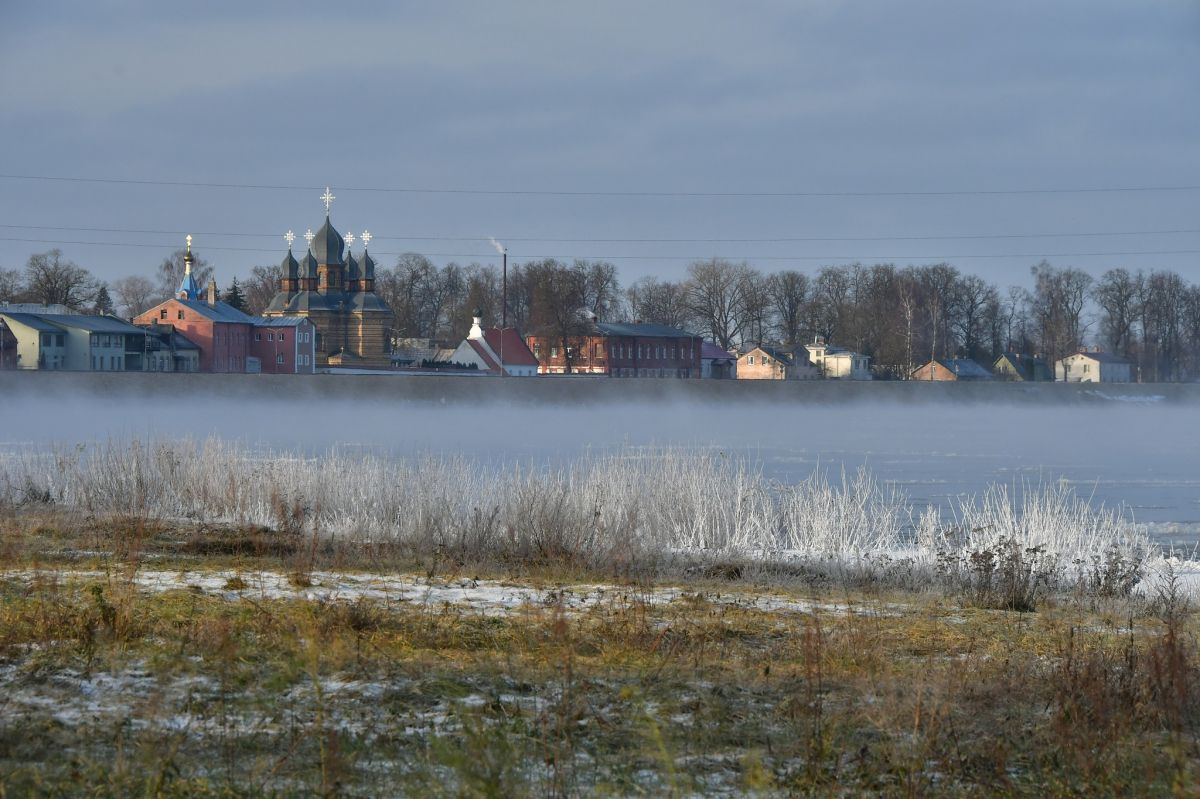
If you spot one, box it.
[448,312,539,376]
[1055,348,1131,383]
[804,337,872,380]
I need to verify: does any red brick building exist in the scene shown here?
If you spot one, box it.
[526,322,702,377]
[135,240,316,374]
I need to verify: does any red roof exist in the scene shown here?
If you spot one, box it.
[468,339,502,372]
[483,328,539,367]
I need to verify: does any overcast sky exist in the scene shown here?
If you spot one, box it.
[2,1,1199,290]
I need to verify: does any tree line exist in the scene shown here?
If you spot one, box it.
[5,246,1200,381]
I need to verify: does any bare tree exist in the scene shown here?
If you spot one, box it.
[767,270,809,345]
[24,249,100,310]
[112,275,158,317]
[685,258,755,350]
[1029,261,1093,368]
[241,265,282,317]
[575,260,622,322]
[951,274,998,360]
[1092,268,1141,358]
[0,267,24,303]
[626,276,692,329]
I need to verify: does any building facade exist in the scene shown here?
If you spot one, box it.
[804,337,872,380]
[449,312,539,376]
[993,352,1052,382]
[0,312,145,371]
[701,341,736,379]
[135,240,316,374]
[735,344,818,380]
[1055,349,1131,383]
[526,322,702,377]
[262,213,393,368]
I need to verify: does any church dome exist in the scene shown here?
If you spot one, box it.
[299,248,319,279]
[359,249,376,280]
[281,249,300,281]
[346,251,361,281]
[310,217,345,265]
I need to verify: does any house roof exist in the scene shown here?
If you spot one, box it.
[927,358,993,378]
[36,314,144,334]
[701,341,735,362]
[1068,350,1130,365]
[483,328,539,366]
[0,303,70,315]
[591,322,698,339]
[0,312,67,333]
[173,299,256,323]
[254,317,309,328]
[995,352,1046,368]
[467,339,502,372]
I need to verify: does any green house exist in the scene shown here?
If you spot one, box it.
[993,352,1052,382]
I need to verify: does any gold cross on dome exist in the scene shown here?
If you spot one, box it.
[304,229,315,245]
[345,232,355,248]
[360,230,371,247]
[186,234,192,252]
[320,187,335,213]
[285,230,295,248]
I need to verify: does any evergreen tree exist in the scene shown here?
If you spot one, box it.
[223,277,245,311]
[93,283,114,315]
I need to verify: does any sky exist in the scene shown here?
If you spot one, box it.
[2,1,1200,290]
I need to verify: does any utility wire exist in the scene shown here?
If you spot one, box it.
[1,235,1197,261]
[3,223,1200,244]
[2,173,1200,197]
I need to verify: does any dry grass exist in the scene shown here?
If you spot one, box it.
[0,438,1195,795]
[0,537,1196,796]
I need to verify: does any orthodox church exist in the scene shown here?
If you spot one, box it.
[263,200,393,368]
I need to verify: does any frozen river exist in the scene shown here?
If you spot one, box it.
[2,388,1197,546]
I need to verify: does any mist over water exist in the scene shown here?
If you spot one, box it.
[2,392,1197,545]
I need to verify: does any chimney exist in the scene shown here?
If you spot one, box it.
[206,279,217,308]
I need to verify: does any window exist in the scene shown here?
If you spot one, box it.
[279,333,285,342]
[533,344,540,357]
[612,345,617,358]
[638,345,643,358]
[748,356,755,365]
[255,333,261,342]
[112,335,122,348]
[267,333,273,341]
[92,355,97,370]
[91,334,98,347]
[160,309,168,320]
[101,335,109,348]
[596,343,603,357]
[178,310,185,320]
[277,354,284,364]
[551,347,558,358]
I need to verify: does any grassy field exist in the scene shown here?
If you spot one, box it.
[0,511,1197,798]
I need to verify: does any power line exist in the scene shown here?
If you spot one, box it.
[2,172,1200,198]
[3,222,1200,244]
[1,235,1197,261]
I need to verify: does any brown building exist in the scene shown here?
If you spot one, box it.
[526,322,702,377]
[912,358,994,381]
[735,344,818,380]
[262,212,393,368]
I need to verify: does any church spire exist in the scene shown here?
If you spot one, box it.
[176,234,201,300]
